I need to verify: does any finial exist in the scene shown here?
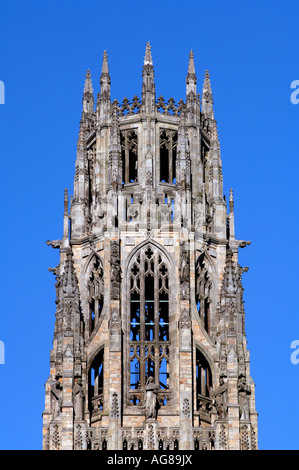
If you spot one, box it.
[144,42,153,65]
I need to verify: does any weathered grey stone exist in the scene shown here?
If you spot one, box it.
[43,44,258,451]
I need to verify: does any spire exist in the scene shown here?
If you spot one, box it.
[82,69,94,115]
[202,70,213,117]
[186,50,197,97]
[101,50,109,75]
[98,50,111,121]
[144,42,153,65]
[142,42,155,113]
[100,50,111,92]
[79,70,95,144]
[187,50,196,76]
[84,69,93,94]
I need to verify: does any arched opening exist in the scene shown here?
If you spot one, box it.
[196,348,213,422]
[121,130,138,184]
[128,244,171,407]
[86,256,104,335]
[88,348,104,418]
[160,130,177,184]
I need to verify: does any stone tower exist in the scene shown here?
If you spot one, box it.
[43,44,258,451]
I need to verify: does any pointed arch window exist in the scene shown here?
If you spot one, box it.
[128,244,170,407]
[160,130,177,184]
[196,348,212,421]
[121,130,138,184]
[195,256,212,333]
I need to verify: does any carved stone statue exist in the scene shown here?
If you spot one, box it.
[110,241,121,299]
[212,375,228,419]
[238,375,251,420]
[180,242,189,299]
[145,376,158,419]
[73,378,85,420]
[50,377,62,419]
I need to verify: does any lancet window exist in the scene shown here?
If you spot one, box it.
[160,130,177,184]
[196,348,212,420]
[121,130,138,184]
[128,245,170,407]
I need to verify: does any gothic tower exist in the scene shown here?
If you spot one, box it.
[43,44,258,451]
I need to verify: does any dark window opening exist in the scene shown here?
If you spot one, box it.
[129,246,170,404]
[88,349,104,415]
[160,144,169,183]
[121,130,138,184]
[196,349,212,399]
[160,130,177,184]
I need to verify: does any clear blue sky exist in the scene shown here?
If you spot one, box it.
[0,0,298,450]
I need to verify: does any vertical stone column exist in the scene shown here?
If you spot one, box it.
[179,320,193,449]
[226,339,240,450]
[108,240,122,449]
[178,239,193,450]
[60,335,74,450]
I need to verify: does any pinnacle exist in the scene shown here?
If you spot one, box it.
[144,42,153,65]
[229,188,234,213]
[203,69,212,94]
[188,49,196,76]
[101,50,109,75]
[64,188,69,212]
[84,69,93,94]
